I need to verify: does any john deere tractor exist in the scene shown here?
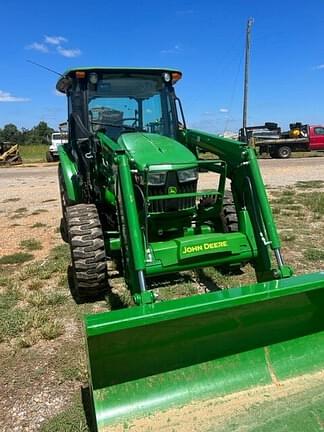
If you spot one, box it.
[57,68,324,431]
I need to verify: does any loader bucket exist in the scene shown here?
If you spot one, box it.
[85,272,324,431]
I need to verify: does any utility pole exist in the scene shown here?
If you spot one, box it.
[242,17,254,132]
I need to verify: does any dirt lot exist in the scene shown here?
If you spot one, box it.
[1,159,324,431]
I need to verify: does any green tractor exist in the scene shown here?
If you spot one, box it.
[57,68,324,431]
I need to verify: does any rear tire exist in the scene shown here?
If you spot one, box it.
[220,192,238,232]
[277,146,291,159]
[220,192,242,275]
[66,204,108,301]
[58,165,68,243]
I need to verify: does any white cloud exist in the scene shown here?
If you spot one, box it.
[45,35,67,45]
[314,64,324,69]
[26,35,81,57]
[160,44,182,55]
[26,42,49,53]
[0,90,30,102]
[57,46,81,58]
[219,108,229,113]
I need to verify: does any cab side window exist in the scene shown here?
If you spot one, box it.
[314,127,324,135]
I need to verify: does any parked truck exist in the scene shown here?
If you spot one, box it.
[240,122,324,158]
[46,131,68,162]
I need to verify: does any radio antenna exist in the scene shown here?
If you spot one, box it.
[26,59,64,77]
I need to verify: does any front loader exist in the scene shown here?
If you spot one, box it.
[57,68,324,431]
[0,142,22,165]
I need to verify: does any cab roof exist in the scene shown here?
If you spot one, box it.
[56,67,182,93]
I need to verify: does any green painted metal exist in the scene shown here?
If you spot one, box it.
[185,129,291,281]
[119,133,197,171]
[58,145,80,203]
[116,153,146,292]
[146,231,256,275]
[85,272,324,429]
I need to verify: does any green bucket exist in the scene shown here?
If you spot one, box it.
[85,272,324,431]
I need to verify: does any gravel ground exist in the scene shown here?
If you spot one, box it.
[0,164,60,257]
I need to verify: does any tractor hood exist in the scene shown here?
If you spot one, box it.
[118,133,197,171]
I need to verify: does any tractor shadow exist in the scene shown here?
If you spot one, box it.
[81,385,97,432]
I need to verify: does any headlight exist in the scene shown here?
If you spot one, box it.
[162,72,171,82]
[177,168,198,183]
[147,172,167,186]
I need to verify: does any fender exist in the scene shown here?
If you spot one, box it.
[58,145,81,204]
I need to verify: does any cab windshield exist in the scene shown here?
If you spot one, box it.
[88,75,176,140]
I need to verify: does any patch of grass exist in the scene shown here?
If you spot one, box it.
[46,292,67,305]
[61,361,86,382]
[273,196,296,205]
[28,291,67,307]
[10,213,25,219]
[19,244,69,281]
[281,188,296,196]
[0,274,11,288]
[158,282,197,301]
[31,208,49,215]
[281,232,296,242]
[40,320,64,340]
[58,273,68,288]
[20,238,43,251]
[295,180,324,189]
[14,207,27,213]
[27,279,43,291]
[31,222,47,228]
[20,144,48,163]
[27,291,48,307]
[0,288,26,342]
[286,204,303,211]
[0,252,34,265]
[296,192,324,215]
[303,248,324,261]
[197,266,232,289]
[2,197,20,203]
[272,207,281,215]
[40,395,89,432]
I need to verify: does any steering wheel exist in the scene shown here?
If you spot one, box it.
[121,117,138,127]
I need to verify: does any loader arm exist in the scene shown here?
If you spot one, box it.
[184,129,292,281]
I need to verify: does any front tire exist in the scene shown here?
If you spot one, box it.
[66,204,108,301]
[46,151,54,162]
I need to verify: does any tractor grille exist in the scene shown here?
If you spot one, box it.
[148,171,197,213]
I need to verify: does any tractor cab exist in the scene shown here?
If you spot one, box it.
[57,67,184,143]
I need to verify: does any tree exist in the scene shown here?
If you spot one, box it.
[0,121,55,145]
[25,121,54,144]
[0,123,20,142]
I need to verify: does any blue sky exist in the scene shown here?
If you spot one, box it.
[1,0,324,133]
